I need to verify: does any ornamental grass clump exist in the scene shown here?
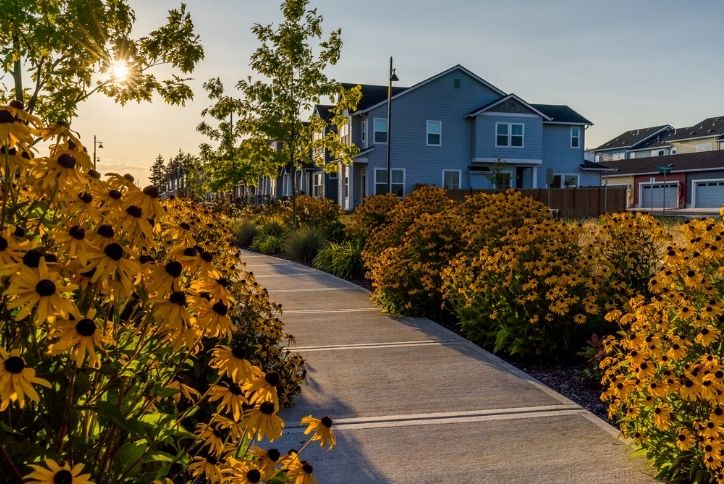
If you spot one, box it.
[313,238,365,279]
[601,214,724,483]
[0,103,334,483]
[283,226,326,264]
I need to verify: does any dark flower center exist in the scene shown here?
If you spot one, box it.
[69,226,85,240]
[126,205,142,218]
[140,255,155,264]
[687,270,696,277]
[165,261,183,278]
[169,291,186,306]
[0,110,14,123]
[231,346,247,360]
[108,189,122,200]
[9,100,24,110]
[264,372,280,387]
[228,383,243,396]
[104,243,123,261]
[200,252,213,263]
[321,416,333,428]
[246,469,261,483]
[79,192,93,204]
[45,253,57,263]
[58,154,77,169]
[143,185,159,198]
[183,247,197,257]
[217,277,229,288]
[88,169,101,179]
[124,173,135,183]
[302,462,314,474]
[0,236,7,251]
[14,226,25,237]
[267,449,280,462]
[3,356,25,374]
[259,402,275,415]
[180,222,191,230]
[75,318,96,337]
[81,267,96,278]
[23,249,42,268]
[678,434,687,441]
[212,302,228,316]
[35,279,56,297]
[97,225,115,238]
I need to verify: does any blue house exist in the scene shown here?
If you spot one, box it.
[316,65,598,209]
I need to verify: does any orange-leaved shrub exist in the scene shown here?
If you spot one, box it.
[601,215,724,483]
[346,192,399,241]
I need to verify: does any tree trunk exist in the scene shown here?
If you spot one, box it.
[289,155,298,228]
[12,32,23,104]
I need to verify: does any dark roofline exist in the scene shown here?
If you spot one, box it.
[599,149,724,176]
[594,125,673,151]
[465,93,552,120]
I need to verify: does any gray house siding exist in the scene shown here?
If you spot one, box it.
[361,70,504,196]
[541,125,598,187]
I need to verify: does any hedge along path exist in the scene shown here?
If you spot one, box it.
[240,250,655,483]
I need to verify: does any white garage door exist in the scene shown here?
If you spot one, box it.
[694,180,724,208]
[641,183,678,209]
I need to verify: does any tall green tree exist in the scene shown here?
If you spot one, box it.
[165,150,203,199]
[0,0,204,121]
[232,0,359,225]
[149,154,166,189]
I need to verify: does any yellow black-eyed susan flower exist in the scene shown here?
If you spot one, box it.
[225,457,264,484]
[0,349,51,410]
[209,345,254,383]
[48,308,113,368]
[5,257,77,324]
[187,453,224,484]
[243,369,280,409]
[23,459,93,484]
[248,446,282,480]
[241,401,284,442]
[208,380,247,421]
[301,415,336,450]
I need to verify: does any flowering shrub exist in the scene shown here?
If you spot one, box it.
[601,215,724,483]
[444,219,601,356]
[367,210,464,315]
[346,193,399,241]
[294,195,344,239]
[0,103,333,483]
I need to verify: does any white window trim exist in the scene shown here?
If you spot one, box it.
[374,167,406,196]
[639,180,680,209]
[690,178,724,208]
[495,122,525,149]
[570,126,581,149]
[550,173,581,188]
[442,169,462,189]
[373,117,388,145]
[361,118,368,147]
[426,120,443,147]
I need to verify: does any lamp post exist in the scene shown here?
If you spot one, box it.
[93,135,103,170]
[386,57,399,195]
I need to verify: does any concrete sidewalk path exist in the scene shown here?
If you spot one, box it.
[241,251,655,483]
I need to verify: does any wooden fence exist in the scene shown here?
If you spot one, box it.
[446,187,627,218]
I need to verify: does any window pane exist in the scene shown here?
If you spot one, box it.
[374,131,388,143]
[392,183,404,197]
[496,124,508,135]
[374,118,388,131]
[443,171,460,189]
[428,133,441,145]
[511,135,523,147]
[511,124,523,136]
[564,175,578,188]
[375,183,388,195]
[427,121,441,134]
[376,170,388,183]
[496,135,508,146]
[391,169,403,183]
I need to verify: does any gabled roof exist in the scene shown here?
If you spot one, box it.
[340,83,410,112]
[532,104,593,125]
[580,160,616,172]
[594,125,673,151]
[600,150,724,176]
[666,115,724,142]
[314,104,335,122]
[351,65,507,115]
[465,94,552,120]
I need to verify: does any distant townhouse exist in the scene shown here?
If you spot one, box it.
[302,65,597,209]
[593,115,724,162]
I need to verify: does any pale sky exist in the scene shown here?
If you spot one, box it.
[72,0,724,186]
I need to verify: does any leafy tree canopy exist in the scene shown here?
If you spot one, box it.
[0,0,204,121]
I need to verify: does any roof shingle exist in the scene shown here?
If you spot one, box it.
[595,125,672,151]
[530,104,592,125]
[341,83,410,112]
[600,150,724,175]
[666,115,724,142]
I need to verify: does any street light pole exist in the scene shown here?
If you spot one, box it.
[386,57,399,194]
[93,135,103,170]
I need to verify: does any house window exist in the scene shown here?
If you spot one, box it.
[361,119,367,146]
[570,127,581,148]
[550,174,580,188]
[313,173,323,197]
[427,120,442,146]
[340,122,350,145]
[442,170,461,189]
[495,123,524,148]
[344,174,349,198]
[374,118,388,144]
[375,168,404,196]
[329,170,338,180]
[454,78,461,89]
[658,150,665,156]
